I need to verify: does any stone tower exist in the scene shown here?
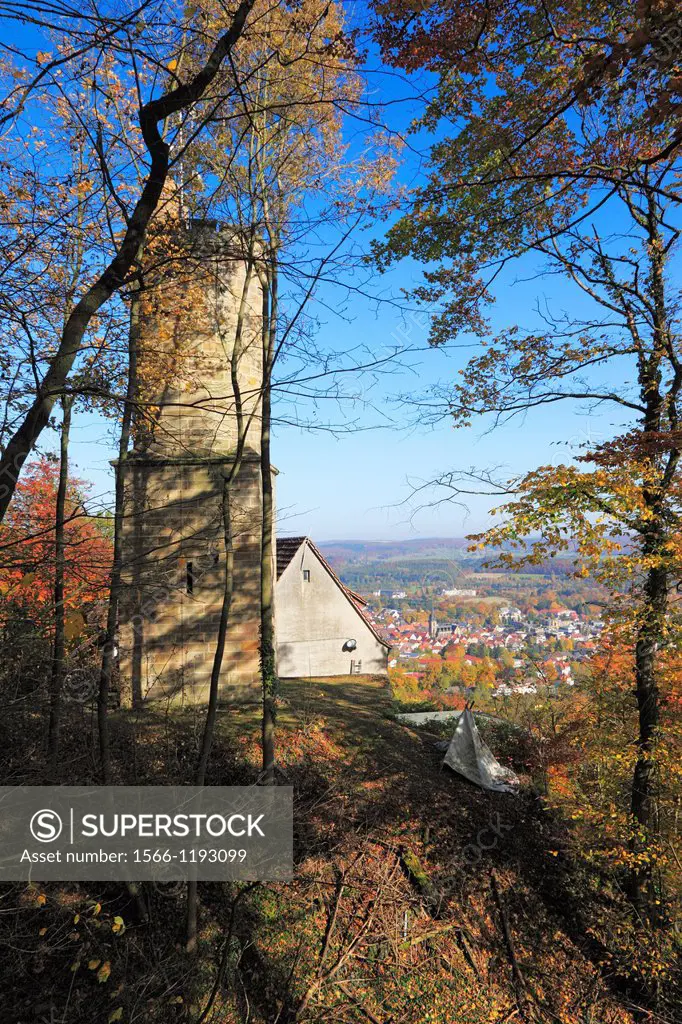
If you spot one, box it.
[118,220,267,704]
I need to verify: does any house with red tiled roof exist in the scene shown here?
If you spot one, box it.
[275,537,391,678]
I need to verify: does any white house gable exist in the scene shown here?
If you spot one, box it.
[275,537,389,678]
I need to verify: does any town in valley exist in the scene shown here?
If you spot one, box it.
[321,538,606,701]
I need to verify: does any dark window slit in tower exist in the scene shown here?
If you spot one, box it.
[186,561,194,595]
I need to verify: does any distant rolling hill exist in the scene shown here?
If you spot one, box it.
[315,537,577,592]
[315,538,487,592]
[317,538,473,562]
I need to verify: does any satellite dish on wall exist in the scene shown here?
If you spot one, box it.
[343,638,357,652]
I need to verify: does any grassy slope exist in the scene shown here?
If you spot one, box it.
[0,678,641,1023]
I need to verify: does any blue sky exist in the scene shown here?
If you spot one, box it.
[66,223,619,542]
[266,263,618,541]
[4,4,630,541]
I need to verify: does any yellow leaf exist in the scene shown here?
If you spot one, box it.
[112,915,125,934]
[97,961,111,984]
[65,611,85,640]
[37,893,46,906]
[38,927,47,936]
[73,914,80,924]
[167,59,178,72]
[108,1010,123,1023]
[88,959,101,971]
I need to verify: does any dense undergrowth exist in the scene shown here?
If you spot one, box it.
[0,677,678,1023]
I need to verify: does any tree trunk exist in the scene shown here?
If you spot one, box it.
[0,0,254,524]
[185,249,254,952]
[260,265,278,785]
[626,195,670,921]
[198,485,234,790]
[47,393,73,778]
[98,285,139,782]
[186,479,235,954]
[629,552,665,920]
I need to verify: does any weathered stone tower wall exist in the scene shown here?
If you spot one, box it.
[118,221,265,704]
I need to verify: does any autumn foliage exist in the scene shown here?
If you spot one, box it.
[0,458,112,636]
